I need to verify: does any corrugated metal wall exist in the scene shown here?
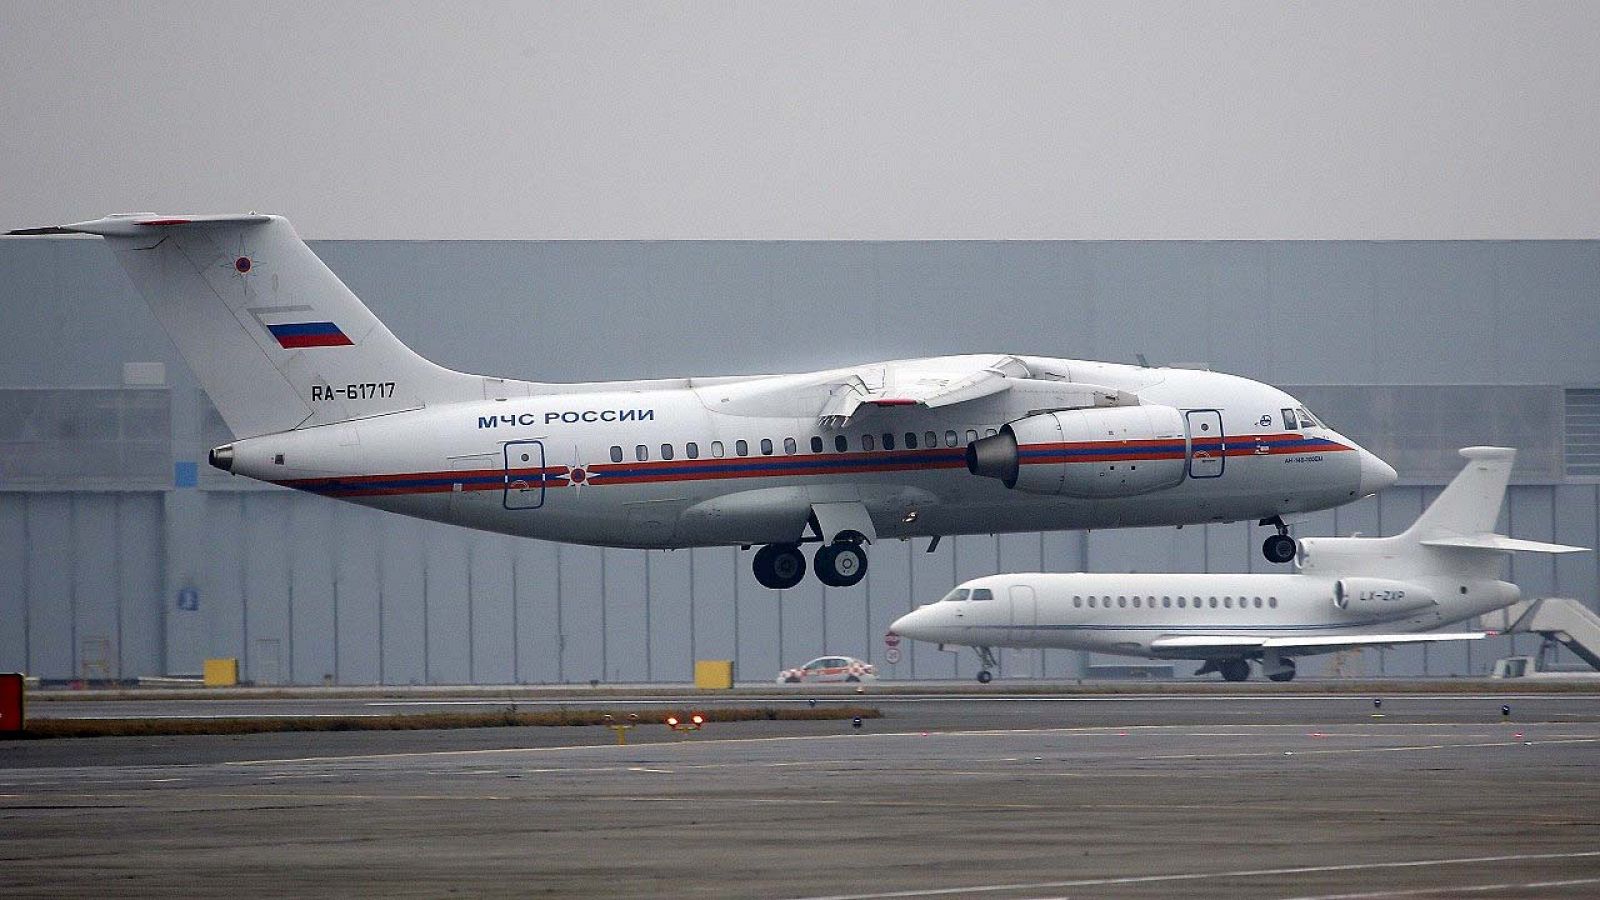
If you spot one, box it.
[2,237,1596,682]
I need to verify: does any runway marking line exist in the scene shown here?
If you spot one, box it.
[784,850,1600,900]
[1281,875,1600,899]
[221,723,1600,767]
[1138,736,1600,760]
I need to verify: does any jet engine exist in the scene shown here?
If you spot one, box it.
[1332,578,1437,620]
[966,405,1187,498]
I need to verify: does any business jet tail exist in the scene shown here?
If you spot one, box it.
[32,214,491,438]
[1399,446,1585,554]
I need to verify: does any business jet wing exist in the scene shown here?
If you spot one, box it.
[816,355,1131,427]
[1150,632,1489,657]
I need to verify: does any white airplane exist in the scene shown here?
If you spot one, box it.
[890,447,1587,682]
[18,213,1398,589]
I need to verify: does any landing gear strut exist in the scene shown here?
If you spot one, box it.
[752,543,806,590]
[1260,516,1297,564]
[974,646,999,684]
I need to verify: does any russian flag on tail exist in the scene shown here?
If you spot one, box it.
[267,321,354,348]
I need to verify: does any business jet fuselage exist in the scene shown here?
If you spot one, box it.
[24,214,1396,590]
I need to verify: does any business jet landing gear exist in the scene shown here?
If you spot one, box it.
[1219,658,1251,682]
[814,539,868,588]
[1266,658,1297,682]
[752,543,807,590]
[1260,516,1297,564]
[974,646,999,684]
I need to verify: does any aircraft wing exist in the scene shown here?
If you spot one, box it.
[1150,632,1489,657]
[816,354,1130,427]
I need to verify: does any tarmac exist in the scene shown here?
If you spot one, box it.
[4,683,1599,898]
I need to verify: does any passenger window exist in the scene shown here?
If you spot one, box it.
[711,441,724,458]
[736,439,749,456]
[1177,597,1186,608]
[811,436,824,453]
[862,434,876,451]
[882,433,895,451]
[904,432,918,449]
[635,444,649,462]
[971,588,993,601]
[686,442,699,459]
[1253,597,1262,608]
[761,438,774,455]
[945,430,959,448]
[985,428,997,437]
[1282,408,1298,431]
[966,429,979,444]
[660,443,674,461]
[1073,596,1082,608]
[1162,597,1171,608]
[610,445,623,463]
[1222,596,1231,608]
[1133,597,1141,608]
[835,435,848,453]
[784,437,797,454]
[1269,597,1278,608]
[925,431,938,448]
[1117,596,1126,608]
[1209,597,1218,608]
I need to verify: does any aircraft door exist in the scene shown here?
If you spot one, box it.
[1185,409,1225,479]
[1009,584,1037,646]
[503,440,547,509]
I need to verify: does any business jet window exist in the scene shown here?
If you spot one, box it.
[761,439,774,455]
[882,433,896,450]
[1132,597,1141,608]
[1177,597,1186,608]
[784,437,797,454]
[1208,597,1218,608]
[835,435,848,452]
[1072,596,1082,607]
[635,444,649,462]
[711,441,725,458]
[736,440,749,456]
[1269,597,1278,608]
[660,443,674,461]
[1253,597,1262,608]
[1222,596,1232,608]
[904,432,918,449]
[811,436,824,453]
[1162,597,1172,608]
[686,442,699,459]
[944,588,970,602]
[971,588,994,601]
[610,445,623,463]
[862,434,876,451]
[945,430,959,448]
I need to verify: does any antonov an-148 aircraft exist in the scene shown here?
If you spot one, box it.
[891,447,1586,682]
[21,214,1398,589]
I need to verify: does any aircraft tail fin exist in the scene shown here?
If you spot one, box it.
[55,214,485,438]
[1399,446,1516,542]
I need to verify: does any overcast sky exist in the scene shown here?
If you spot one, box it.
[3,1,1597,239]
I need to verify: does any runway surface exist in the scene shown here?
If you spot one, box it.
[5,689,1600,898]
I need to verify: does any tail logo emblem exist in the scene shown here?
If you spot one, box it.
[266,321,354,349]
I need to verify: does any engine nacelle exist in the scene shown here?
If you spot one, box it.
[1333,578,1437,620]
[967,405,1187,498]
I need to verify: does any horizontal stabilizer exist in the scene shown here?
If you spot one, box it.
[1420,534,1588,554]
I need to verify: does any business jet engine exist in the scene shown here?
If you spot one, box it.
[966,405,1188,498]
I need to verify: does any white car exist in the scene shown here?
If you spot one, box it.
[777,656,877,684]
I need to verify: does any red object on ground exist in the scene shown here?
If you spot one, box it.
[0,673,23,731]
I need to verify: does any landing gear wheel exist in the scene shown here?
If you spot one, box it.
[1262,533,1297,564]
[753,543,807,590]
[1267,658,1297,683]
[976,670,993,684]
[1219,658,1251,682]
[814,541,868,588]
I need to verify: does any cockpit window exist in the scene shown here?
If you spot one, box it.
[943,588,970,602]
[971,588,994,602]
[1296,407,1321,429]
[1282,408,1298,431]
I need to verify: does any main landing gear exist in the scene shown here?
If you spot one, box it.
[1196,657,1297,682]
[751,536,869,590]
[1260,515,1297,564]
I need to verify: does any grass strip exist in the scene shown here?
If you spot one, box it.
[6,705,881,740]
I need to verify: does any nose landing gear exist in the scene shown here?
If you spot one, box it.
[1260,516,1297,564]
[974,646,999,684]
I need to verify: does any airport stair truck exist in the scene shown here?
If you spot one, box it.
[1480,598,1600,671]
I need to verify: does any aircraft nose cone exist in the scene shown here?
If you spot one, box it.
[1358,448,1398,495]
[890,610,930,641]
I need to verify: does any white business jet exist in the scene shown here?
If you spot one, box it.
[15,213,1397,589]
[891,447,1585,681]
